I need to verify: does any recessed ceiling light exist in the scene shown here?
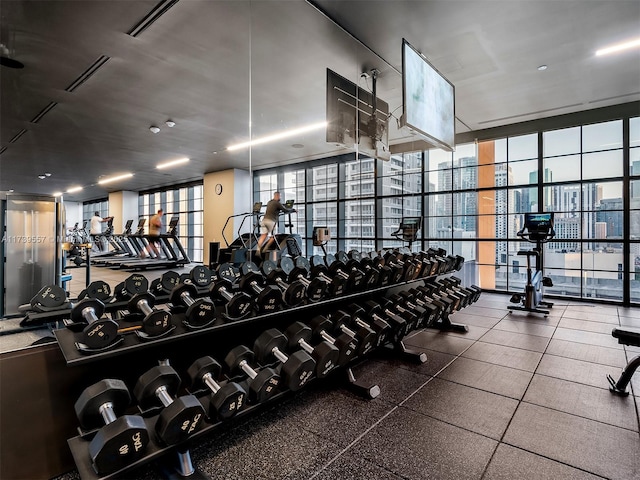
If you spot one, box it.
[227,121,327,151]
[537,65,548,71]
[44,172,52,177]
[157,157,189,169]
[98,173,134,185]
[291,143,304,149]
[165,120,176,128]
[149,126,161,134]
[66,186,83,193]
[8,189,14,193]
[38,175,46,179]
[596,37,640,56]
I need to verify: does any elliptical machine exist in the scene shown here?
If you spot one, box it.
[508,212,555,315]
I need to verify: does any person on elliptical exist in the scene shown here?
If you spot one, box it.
[257,191,296,250]
[90,211,113,251]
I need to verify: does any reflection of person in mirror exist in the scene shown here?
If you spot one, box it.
[90,211,113,251]
[143,209,163,258]
[257,192,296,249]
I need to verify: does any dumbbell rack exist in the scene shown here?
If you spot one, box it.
[56,263,472,479]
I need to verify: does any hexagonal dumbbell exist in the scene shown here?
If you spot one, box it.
[133,360,205,446]
[346,250,379,288]
[397,290,442,328]
[253,328,316,391]
[189,265,213,288]
[309,256,346,296]
[237,265,282,313]
[285,321,339,378]
[261,260,307,307]
[309,315,358,367]
[282,256,327,302]
[71,298,120,350]
[387,293,424,331]
[209,278,253,320]
[150,271,180,297]
[114,274,149,301]
[224,345,280,403]
[326,254,363,292]
[127,292,174,338]
[336,251,370,289]
[187,356,246,420]
[170,283,216,329]
[362,299,408,344]
[346,303,391,347]
[74,379,149,475]
[330,310,376,357]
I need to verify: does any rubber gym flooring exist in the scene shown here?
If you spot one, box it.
[49,266,640,480]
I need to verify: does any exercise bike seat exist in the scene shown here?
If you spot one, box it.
[611,327,640,347]
[516,250,539,257]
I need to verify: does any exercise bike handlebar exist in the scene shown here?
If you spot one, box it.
[516,227,556,244]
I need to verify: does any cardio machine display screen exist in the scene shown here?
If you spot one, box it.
[524,213,554,232]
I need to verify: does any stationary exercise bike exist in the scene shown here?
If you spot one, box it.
[508,212,555,315]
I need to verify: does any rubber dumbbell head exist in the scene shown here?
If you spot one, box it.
[71,298,119,350]
[170,283,216,329]
[224,345,280,403]
[309,315,358,367]
[285,322,339,378]
[127,292,172,337]
[209,279,253,319]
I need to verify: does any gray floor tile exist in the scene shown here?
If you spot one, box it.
[537,354,619,389]
[545,339,627,367]
[440,324,491,340]
[523,374,638,431]
[357,407,498,480]
[437,356,533,399]
[403,330,475,356]
[617,307,640,319]
[553,327,623,350]
[403,377,519,440]
[311,451,404,480]
[559,317,618,334]
[462,341,543,372]
[619,315,640,328]
[483,444,605,480]
[448,311,503,329]
[565,304,619,315]
[493,318,557,338]
[506,310,562,325]
[462,305,508,319]
[503,402,640,479]
[479,329,550,353]
[350,359,431,405]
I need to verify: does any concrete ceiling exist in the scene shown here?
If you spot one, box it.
[1,0,639,202]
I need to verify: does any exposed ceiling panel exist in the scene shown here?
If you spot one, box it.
[1,0,639,202]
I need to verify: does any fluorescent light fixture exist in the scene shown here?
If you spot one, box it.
[157,157,189,170]
[227,121,327,151]
[52,192,62,197]
[596,37,640,56]
[98,173,133,185]
[66,186,83,193]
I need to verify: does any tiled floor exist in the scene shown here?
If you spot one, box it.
[28,269,640,479]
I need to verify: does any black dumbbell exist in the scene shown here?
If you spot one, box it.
[362,300,408,343]
[253,328,316,391]
[74,379,149,475]
[189,265,213,288]
[347,250,380,288]
[114,274,149,301]
[71,298,120,350]
[209,278,253,320]
[383,251,416,282]
[261,260,307,307]
[150,271,181,296]
[237,266,282,313]
[170,283,216,329]
[126,292,173,338]
[326,254,363,292]
[330,310,376,356]
[410,287,451,319]
[187,356,246,420]
[224,345,280,403]
[309,256,346,296]
[282,256,327,302]
[308,315,358,367]
[387,293,424,331]
[417,284,458,313]
[378,297,420,333]
[346,304,391,347]
[398,290,442,328]
[336,251,369,289]
[361,254,391,287]
[285,322,339,378]
[133,360,205,446]
[78,280,112,302]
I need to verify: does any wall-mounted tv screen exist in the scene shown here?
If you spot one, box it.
[402,39,455,152]
[326,68,390,161]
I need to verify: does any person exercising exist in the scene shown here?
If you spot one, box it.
[142,209,163,258]
[89,211,113,251]
[257,192,296,250]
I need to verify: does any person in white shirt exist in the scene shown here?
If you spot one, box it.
[90,211,113,251]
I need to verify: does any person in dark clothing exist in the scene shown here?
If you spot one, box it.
[257,191,296,249]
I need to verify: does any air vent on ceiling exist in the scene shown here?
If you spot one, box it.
[30,101,58,124]
[0,146,7,155]
[128,0,181,38]
[9,129,27,144]
[478,103,583,125]
[65,55,110,92]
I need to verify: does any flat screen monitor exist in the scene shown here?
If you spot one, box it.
[252,202,263,213]
[524,212,554,232]
[168,216,179,227]
[402,39,455,152]
[400,217,422,241]
[284,199,295,209]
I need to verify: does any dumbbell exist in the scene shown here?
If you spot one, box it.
[224,345,280,403]
[383,251,416,282]
[261,259,306,307]
[387,293,424,331]
[150,271,181,297]
[326,254,363,292]
[335,251,368,289]
[373,253,404,284]
[346,250,380,288]
[285,322,339,378]
[361,254,391,287]
[330,310,376,356]
[133,360,205,446]
[18,284,69,313]
[187,356,246,420]
[126,292,173,338]
[209,278,253,320]
[170,283,216,329]
[74,379,149,475]
[253,328,316,391]
[363,299,409,343]
[189,265,213,288]
[418,284,459,313]
[346,304,391,347]
[114,274,149,301]
[309,256,346,296]
[378,297,421,332]
[309,315,359,366]
[282,256,327,302]
[78,280,112,303]
[237,266,282,313]
[398,290,442,328]
[433,278,470,308]
[71,298,120,350]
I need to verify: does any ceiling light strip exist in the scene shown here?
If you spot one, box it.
[227,121,327,151]
[128,0,181,37]
[98,173,134,185]
[30,101,58,124]
[157,158,189,169]
[66,186,83,193]
[65,55,110,93]
[596,38,640,56]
